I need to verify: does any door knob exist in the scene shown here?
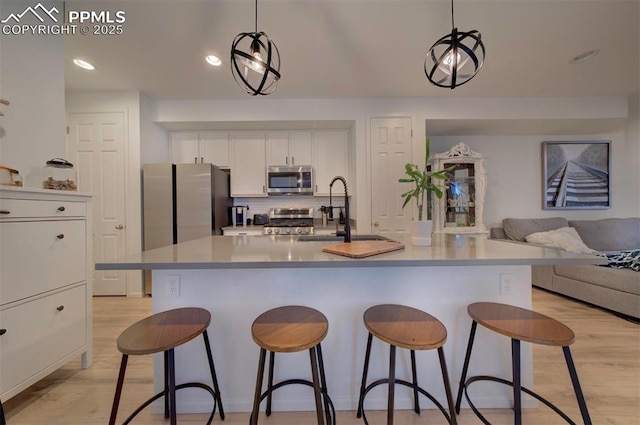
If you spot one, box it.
[373,222,379,227]
[115,224,124,230]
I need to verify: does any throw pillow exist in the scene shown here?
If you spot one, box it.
[525,227,596,254]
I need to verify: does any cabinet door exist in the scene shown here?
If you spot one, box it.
[266,132,290,165]
[290,131,313,165]
[200,132,230,168]
[313,131,349,195]
[230,132,267,197]
[170,132,199,164]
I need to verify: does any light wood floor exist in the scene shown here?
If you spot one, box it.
[3,288,639,424]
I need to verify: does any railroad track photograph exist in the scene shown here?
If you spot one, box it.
[542,140,611,209]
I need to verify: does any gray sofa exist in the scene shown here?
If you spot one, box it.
[491,217,640,319]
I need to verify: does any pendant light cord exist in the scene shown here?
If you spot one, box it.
[254,0,258,32]
[450,0,455,29]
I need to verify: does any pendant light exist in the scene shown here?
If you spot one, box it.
[424,0,485,89]
[230,0,281,96]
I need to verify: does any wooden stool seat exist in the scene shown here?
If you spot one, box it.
[364,304,447,350]
[118,307,211,355]
[456,302,591,425]
[358,304,457,425]
[252,305,328,353]
[250,306,334,425]
[109,307,224,425]
[467,302,575,346]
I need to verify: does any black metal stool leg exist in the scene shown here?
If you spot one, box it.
[357,332,373,418]
[309,346,326,425]
[410,349,420,414]
[316,343,332,425]
[250,348,267,425]
[202,330,225,420]
[109,354,129,425]
[438,347,458,425]
[387,344,397,425]
[266,351,275,416]
[455,320,477,413]
[168,348,177,425]
[512,339,522,425]
[164,350,170,418]
[563,346,592,425]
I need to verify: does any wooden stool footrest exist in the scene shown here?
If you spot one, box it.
[122,382,219,425]
[462,375,578,425]
[358,378,454,425]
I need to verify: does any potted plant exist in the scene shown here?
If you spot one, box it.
[399,137,454,246]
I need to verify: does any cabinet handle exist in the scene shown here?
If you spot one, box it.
[57,206,66,212]
[0,329,6,336]
[286,157,289,165]
[292,156,295,164]
[201,157,204,163]
[57,234,65,239]
[56,305,65,311]
[0,210,9,214]
[194,157,198,163]
[263,185,265,193]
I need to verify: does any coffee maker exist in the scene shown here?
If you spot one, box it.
[230,205,249,227]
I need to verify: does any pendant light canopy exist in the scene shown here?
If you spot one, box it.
[424,0,485,89]
[231,0,281,96]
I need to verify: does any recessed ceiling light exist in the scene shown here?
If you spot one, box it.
[205,55,222,67]
[73,59,95,70]
[569,49,599,64]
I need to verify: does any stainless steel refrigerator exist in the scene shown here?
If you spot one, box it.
[142,163,231,294]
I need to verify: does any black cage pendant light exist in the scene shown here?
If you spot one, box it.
[424,0,485,89]
[230,0,281,96]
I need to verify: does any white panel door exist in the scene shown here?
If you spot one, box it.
[67,112,127,295]
[370,117,413,235]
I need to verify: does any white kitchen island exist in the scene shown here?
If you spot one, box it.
[96,234,603,415]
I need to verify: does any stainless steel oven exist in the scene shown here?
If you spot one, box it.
[267,165,313,195]
[262,208,314,235]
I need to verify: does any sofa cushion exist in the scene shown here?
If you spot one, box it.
[554,264,640,295]
[568,218,640,251]
[525,227,596,254]
[502,217,569,242]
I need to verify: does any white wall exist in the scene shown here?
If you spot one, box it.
[140,93,169,164]
[0,21,65,186]
[153,96,636,233]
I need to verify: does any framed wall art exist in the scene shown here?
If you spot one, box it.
[541,140,611,210]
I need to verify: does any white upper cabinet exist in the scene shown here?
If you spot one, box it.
[313,130,349,196]
[230,132,267,197]
[170,131,230,168]
[266,131,312,166]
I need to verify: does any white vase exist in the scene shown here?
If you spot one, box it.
[410,220,433,246]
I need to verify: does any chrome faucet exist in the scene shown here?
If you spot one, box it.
[329,176,351,243]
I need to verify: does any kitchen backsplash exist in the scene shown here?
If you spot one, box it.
[233,196,345,218]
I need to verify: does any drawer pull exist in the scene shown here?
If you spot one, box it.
[57,234,65,239]
[0,329,6,336]
[56,305,65,312]
[57,206,66,212]
[0,210,9,214]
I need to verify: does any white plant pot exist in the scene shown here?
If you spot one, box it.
[410,220,433,246]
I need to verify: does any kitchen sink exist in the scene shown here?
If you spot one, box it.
[297,234,393,242]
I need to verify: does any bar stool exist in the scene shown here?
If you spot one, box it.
[455,302,592,425]
[250,305,335,425]
[109,307,225,425]
[357,304,457,425]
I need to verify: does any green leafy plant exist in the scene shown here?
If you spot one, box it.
[399,138,455,221]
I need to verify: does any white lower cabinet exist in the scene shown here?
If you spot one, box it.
[0,188,92,401]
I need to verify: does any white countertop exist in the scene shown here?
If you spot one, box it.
[95,233,605,270]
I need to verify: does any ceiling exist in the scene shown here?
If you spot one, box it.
[63,0,640,101]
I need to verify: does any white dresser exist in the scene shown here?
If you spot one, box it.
[0,187,93,401]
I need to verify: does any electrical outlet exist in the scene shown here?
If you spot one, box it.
[168,274,180,297]
[500,273,515,296]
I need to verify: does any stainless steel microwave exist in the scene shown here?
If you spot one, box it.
[267,165,313,195]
